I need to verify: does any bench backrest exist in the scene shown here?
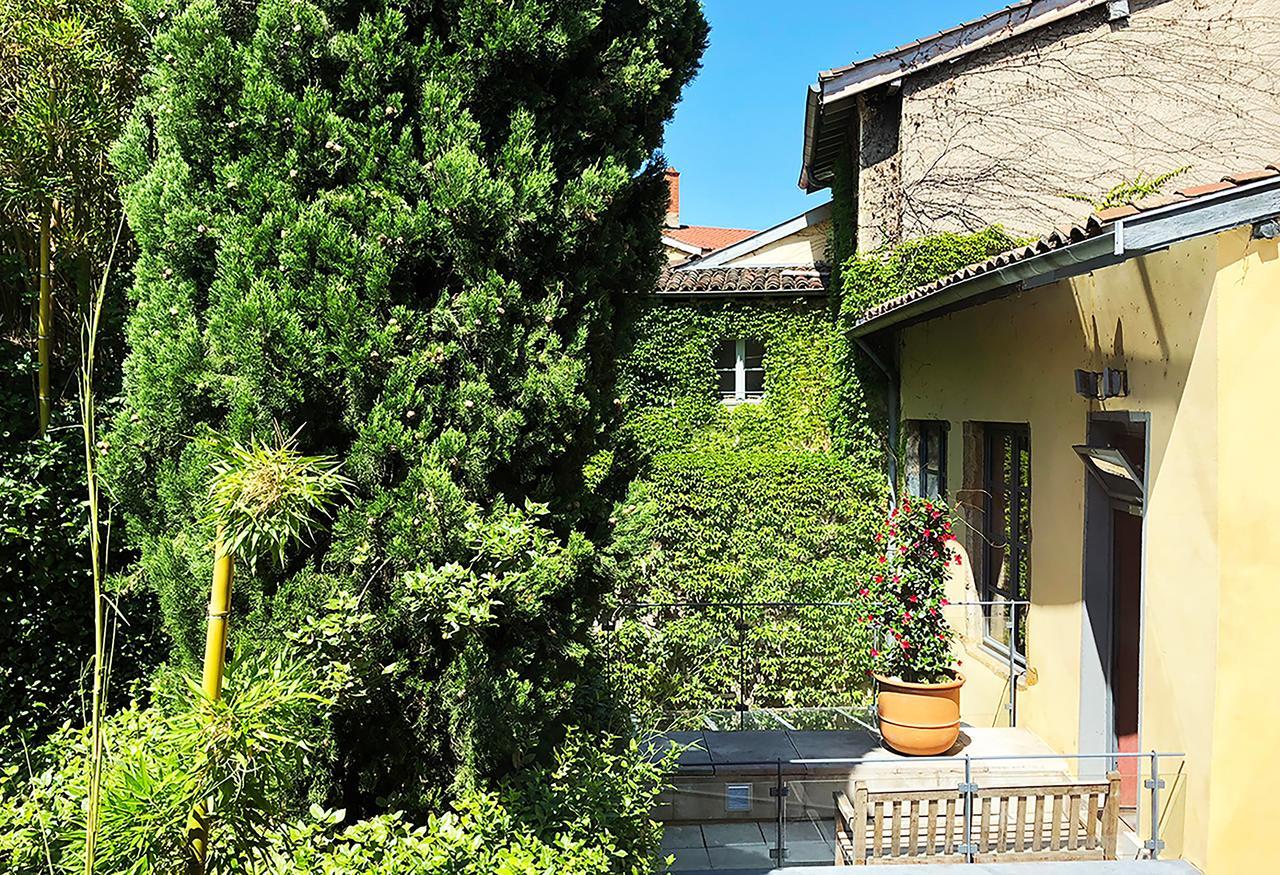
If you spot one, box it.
[834,772,1121,865]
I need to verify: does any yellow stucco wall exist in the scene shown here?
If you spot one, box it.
[897,232,1232,868]
[1205,229,1280,872]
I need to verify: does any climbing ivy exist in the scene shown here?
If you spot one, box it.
[606,295,883,722]
[830,226,1018,464]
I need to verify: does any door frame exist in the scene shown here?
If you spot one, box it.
[1077,411,1149,784]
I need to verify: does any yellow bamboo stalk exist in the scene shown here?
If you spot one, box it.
[37,203,52,435]
[186,539,235,873]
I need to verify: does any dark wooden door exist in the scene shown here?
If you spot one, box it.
[1110,508,1143,807]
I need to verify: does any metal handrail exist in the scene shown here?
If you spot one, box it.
[660,748,1184,866]
[607,598,1033,727]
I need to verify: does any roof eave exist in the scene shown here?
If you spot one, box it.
[851,173,1280,337]
[850,230,1117,338]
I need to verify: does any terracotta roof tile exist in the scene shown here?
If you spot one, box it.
[656,265,830,294]
[1177,180,1234,198]
[1094,204,1140,222]
[857,166,1280,328]
[1223,168,1279,184]
[664,225,757,253]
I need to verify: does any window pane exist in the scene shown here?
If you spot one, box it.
[925,470,940,499]
[717,368,736,396]
[714,339,736,371]
[744,368,764,396]
[743,338,764,369]
[984,425,1030,658]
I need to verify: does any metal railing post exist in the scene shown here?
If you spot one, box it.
[772,758,788,866]
[1007,602,1018,727]
[1145,750,1165,859]
[960,754,976,862]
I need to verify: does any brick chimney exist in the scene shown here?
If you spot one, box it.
[664,167,680,228]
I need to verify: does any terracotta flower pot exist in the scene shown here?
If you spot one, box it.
[874,671,965,756]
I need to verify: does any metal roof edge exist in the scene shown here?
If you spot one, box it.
[851,173,1280,337]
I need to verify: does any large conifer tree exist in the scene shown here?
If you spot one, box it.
[109,0,705,810]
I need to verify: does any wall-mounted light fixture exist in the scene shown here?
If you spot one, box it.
[1074,368,1128,400]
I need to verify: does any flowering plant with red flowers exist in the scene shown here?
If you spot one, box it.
[864,498,961,684]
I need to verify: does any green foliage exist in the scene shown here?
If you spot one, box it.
[616,297,836,459]
[267,731,674,875]
[1,695,674,874]
[607,451,883,720]
[1065,167,1189,211]
[105,0,707,813]
[0,0,143,345]
[204,427,349,566]
[867,499,961,684]
[839,227,1018,324]
[0,339,158,741]
[608,296,886,720]
[832,227,1018,464]
[0,653,332,873]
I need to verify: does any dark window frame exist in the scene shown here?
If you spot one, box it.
[912,420,948,500]
[981,423,1031,662]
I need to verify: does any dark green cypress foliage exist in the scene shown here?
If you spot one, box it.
[108,0,706,810]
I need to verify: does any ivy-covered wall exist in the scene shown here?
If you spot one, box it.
[606,296,883,721]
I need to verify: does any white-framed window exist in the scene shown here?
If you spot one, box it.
[714,338,765,404]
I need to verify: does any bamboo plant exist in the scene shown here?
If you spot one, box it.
[186,428,348,871]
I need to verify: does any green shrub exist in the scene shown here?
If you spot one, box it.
[0,340,160,744]
[104,0,708,809]
[0,653,331,873]
[606,450,884,720]
[267,731,674,874]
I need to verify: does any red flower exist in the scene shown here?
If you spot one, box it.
[955,555,963,565]
[892,575,901,583]
[924,502,934,511]
[937,634,946,641]
[901,639,911,649]
[859,588,870,597]
[929,609,938,617]
[875,533,884,542]
[898,545,907,554]
[932,550,939,557]
[943,521,952,530]
[874,575,884,583]
[870,648,880,658]
[908,595,918,603]
[878,555,887,564]
[902,611,912,620]
[931,510,941,520]
[940,598,950,607]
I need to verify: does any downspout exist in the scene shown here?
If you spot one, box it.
[854,336,899,508]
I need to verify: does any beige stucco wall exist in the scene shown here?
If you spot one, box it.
[897,232,1230,868]
[722,219,830,267]
[895,0,1280,239]
[663,242,697,265]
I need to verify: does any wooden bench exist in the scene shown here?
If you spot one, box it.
[834,772,1121,865]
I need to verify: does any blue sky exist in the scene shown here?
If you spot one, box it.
[663,0,1000,230]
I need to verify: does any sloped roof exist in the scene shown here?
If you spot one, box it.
[856,167,1280,329]
[800,0,1116,191]
[663,225,757,253]
[656,265,830,295]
